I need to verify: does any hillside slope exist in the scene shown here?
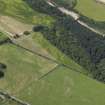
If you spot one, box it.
[0,0,105,105]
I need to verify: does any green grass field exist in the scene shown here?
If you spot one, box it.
[0,0,105,105]
[75,0,105,21]
[0,43,57,93]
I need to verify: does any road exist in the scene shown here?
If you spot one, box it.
[46,0,105,36]
[0,91,30,105]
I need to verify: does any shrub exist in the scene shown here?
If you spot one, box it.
[33,25,45,32]
[24,31,30,35]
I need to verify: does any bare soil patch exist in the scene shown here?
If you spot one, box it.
[0,16,33,35]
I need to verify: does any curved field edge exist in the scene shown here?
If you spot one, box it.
[75,0,105,21]
[32,32,89,74]
[0,0,105,105]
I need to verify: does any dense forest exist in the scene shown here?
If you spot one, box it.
[25,0,105,82]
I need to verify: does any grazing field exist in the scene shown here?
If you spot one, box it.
[9,66,105,105]
[0,43,105,105]
[0,43,57,93]
[0,0,88,75]
[0,0,54,26]
[75,0,105,21]
[0,98,19,105]
[12,35,55,60]
[0,32,8,42]
[0,16,33,35]
[52,0,76,9]
[1,0,105,105]
[32,32,88,74]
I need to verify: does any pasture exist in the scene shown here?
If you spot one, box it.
[2,65,105,105]
[0,43,57,93]
[75,0,105,21]
[0,0,105,105]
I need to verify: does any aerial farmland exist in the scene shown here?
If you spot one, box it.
[0,0,105,105]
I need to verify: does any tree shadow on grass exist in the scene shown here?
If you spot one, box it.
[0,63,7,78]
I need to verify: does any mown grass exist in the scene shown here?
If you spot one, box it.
[17,66,105,105]
[0,43,57,94]
[0,99,19,105]
[75,0,105,21]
